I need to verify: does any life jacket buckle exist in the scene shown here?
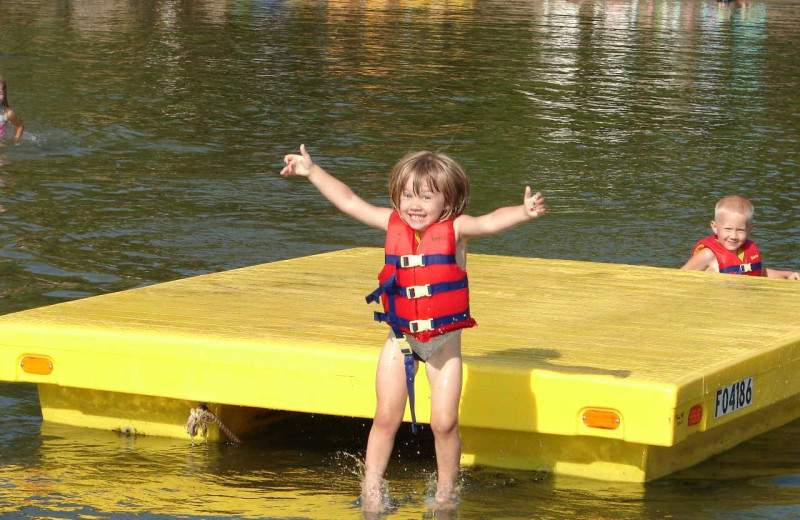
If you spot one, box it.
[739,263,752,273]
[409,318,434,333]
[405,284,431,299]
[399,254,425,268]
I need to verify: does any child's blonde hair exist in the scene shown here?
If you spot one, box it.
[388,151,469,221]
[715,195,754,225]
[0,76,8,108]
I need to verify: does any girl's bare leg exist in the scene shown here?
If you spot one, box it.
[361,335,409,511]
[424,336,463,506]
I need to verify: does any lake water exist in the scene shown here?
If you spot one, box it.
[1,0,798,518]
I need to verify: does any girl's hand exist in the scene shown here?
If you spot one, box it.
[524,186,546,219]
[281,144,315,177]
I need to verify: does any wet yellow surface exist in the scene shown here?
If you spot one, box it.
[2,248,798,481]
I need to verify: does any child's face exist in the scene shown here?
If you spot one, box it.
[711,211,752,252]
[398,176,447,233]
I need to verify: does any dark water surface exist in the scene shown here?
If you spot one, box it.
[1,0,798,518]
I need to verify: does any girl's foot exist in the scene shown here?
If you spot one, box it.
[433,483,459,510]
[360,479,388,514]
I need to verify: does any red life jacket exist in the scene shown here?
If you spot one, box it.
[692,235,762,276]
[366,211,477,342]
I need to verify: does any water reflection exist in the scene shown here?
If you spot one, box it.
[0,417,364,518]
[1,0,799,518]
[1,402,797,519]
[67,0,237,34]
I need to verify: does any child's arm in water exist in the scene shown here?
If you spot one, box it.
[763,267,800,280]
[681,248,717,272]
[7,108,24,141]
[281,144,392,231]
[455,186,546,239]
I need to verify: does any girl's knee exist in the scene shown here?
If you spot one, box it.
[430,413,459,437]
[372,407,404,433]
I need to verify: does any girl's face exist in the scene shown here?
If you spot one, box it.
[398,176,448,233]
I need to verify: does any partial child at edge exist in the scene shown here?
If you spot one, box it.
[681,195,799,279]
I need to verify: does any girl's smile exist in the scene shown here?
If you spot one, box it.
[398,177,448,233]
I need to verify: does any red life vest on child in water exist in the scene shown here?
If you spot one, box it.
[366,211,477,342]
[691,235,762,276]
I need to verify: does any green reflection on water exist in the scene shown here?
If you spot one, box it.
[1,0,798,518]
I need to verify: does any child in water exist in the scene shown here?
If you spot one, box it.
[0,76,24,142]
[681,195,799,279]
[281,144,547,511]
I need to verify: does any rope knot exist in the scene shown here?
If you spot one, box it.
[184,405,241,444]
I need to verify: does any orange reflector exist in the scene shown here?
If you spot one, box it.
[688,405,703,426]
[582,409,620,430]
[20,356,54,375]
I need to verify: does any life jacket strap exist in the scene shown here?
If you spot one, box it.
[385,254,457,268]
[720,262,761,274]
[366,275,468,303]
[400,345,419,435]
[365,273,398,304]
[373,309,471,334]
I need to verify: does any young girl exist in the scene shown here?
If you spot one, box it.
[0,76,25,142]
[281,144,547,512]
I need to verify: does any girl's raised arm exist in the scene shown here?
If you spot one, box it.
[455,186,546,239]
[281,144,392,231]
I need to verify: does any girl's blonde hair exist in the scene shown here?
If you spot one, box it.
[715,195,754,225]
[388,151,469,221]
[0,76,8,108]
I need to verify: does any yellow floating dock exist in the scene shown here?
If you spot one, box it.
[1,248,798,482]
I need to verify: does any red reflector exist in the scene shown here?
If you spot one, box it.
[582,409,620,430]
[688,405,703,426]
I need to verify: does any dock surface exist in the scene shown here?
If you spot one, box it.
[2,248,798,481]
